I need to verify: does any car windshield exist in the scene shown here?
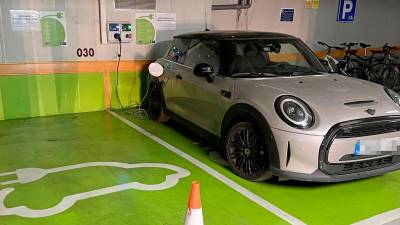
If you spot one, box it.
[219,39,326,78]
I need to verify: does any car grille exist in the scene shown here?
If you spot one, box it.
[319,116,400,175]
[342,156,394,173]
[337,120,400,138]
[323,156,399,175]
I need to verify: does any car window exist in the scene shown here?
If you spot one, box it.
[220,39,325,78]
[164,38,190,64]
[269,43,308,68]
[184,39,221,75]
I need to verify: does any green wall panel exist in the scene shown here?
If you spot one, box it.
[0,90,4,120]
[0,73,105,120]
[0,76,34,119]
[75,74,106,112]
[35,75,59,115]
[109,71,143,109]
[55,74,79,114]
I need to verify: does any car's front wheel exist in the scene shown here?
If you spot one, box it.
[225,122,272,181]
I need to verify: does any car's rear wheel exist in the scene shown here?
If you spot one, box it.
[225,122,272,181]
[148,81,169,122]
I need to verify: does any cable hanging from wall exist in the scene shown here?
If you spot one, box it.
[114,32,149,120]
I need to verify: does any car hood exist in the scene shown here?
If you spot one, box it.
[235,74,400,135]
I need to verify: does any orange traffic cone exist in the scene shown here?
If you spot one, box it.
[184,181,204,225]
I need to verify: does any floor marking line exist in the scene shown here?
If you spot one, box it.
[108,110,306,225]
[351,208,400,225]
[0,162,190,218]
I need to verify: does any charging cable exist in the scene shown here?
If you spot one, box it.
[113,32,149,120]
[114,33,125,111]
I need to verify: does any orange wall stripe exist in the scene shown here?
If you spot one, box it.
[0,60,151,75]
[315,45,400,59]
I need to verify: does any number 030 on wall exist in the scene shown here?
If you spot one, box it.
[77,48,95,57]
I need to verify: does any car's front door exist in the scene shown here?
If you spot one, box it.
[161,38,190,114]
[172,39,234,135]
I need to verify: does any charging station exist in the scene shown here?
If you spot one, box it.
[107,22,133,43]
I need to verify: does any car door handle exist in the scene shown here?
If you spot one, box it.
[220,90,231,99]
[175,74,183,80]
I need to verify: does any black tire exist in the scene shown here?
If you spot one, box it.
[346,66,368,80]
[368,63,397,89]
[225,122,272,181]
[382,66,398,90]
[393,64,400,91]
[148,81,169,122]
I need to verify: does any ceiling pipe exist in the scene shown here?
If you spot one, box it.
[212,0,252,10]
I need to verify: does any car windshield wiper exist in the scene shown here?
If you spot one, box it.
[290,70,322,76]
[231,72,277,78]
[264,63,322,76]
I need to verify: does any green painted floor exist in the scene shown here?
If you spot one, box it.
[0,112,285,225]
[0,111,399,225]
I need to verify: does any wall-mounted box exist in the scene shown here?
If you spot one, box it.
[107,22,133,43]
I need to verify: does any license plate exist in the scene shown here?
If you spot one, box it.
[354,137,400,156]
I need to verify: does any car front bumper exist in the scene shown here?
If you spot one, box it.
[271,116,400,182]
[271,163,400,182]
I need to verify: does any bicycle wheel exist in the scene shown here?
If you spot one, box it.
[346,66,368,80]
[349,58,364,69]
[392,64,400,90]
[368,63,397,89]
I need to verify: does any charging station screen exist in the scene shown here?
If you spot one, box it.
[122,24,132,31]
[109,24,120,31]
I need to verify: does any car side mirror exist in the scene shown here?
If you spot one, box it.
[193,63,215,82]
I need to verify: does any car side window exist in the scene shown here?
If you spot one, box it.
[164,38,190,64]
[184,39,221,75]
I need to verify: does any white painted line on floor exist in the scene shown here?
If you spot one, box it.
[0,162,189,218]
[351,208,400,225]
[108,110,306,225]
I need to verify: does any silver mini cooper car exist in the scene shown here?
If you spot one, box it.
[148,31,400,182]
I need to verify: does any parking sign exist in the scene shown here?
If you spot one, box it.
[337,0,357,22]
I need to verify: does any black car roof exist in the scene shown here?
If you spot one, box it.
[174,30,298,40]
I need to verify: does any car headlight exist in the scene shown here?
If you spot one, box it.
[275,96,314,129]
[384,87,400,106]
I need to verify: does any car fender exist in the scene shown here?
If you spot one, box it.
[221,102,280,169]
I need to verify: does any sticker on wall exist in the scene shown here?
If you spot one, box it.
[156,13,176,31]
[280,8,295,22]
[337,0,357,22]
[9,10,40,31]
[305,0,319,9]
[312,0,320,9]
[135,11,156,45]
[305,0,313,9]
[40,11,68,47]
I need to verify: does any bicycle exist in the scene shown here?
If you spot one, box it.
[345,43,399,89]
[317,41,345,74]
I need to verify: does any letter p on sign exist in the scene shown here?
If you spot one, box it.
[337,0,357,22]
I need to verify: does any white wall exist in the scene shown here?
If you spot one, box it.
[212,0,400,50]
[0,0,211,63]
[313,0,400,48]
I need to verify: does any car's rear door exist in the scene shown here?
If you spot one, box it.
[173,39,234,135]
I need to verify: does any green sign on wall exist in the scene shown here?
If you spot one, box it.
[40,11,68,47]
[135,12,156,45]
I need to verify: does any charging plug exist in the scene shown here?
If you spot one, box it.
[114,33,122,42]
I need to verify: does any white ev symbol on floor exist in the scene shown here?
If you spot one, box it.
[0,162,190,218]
